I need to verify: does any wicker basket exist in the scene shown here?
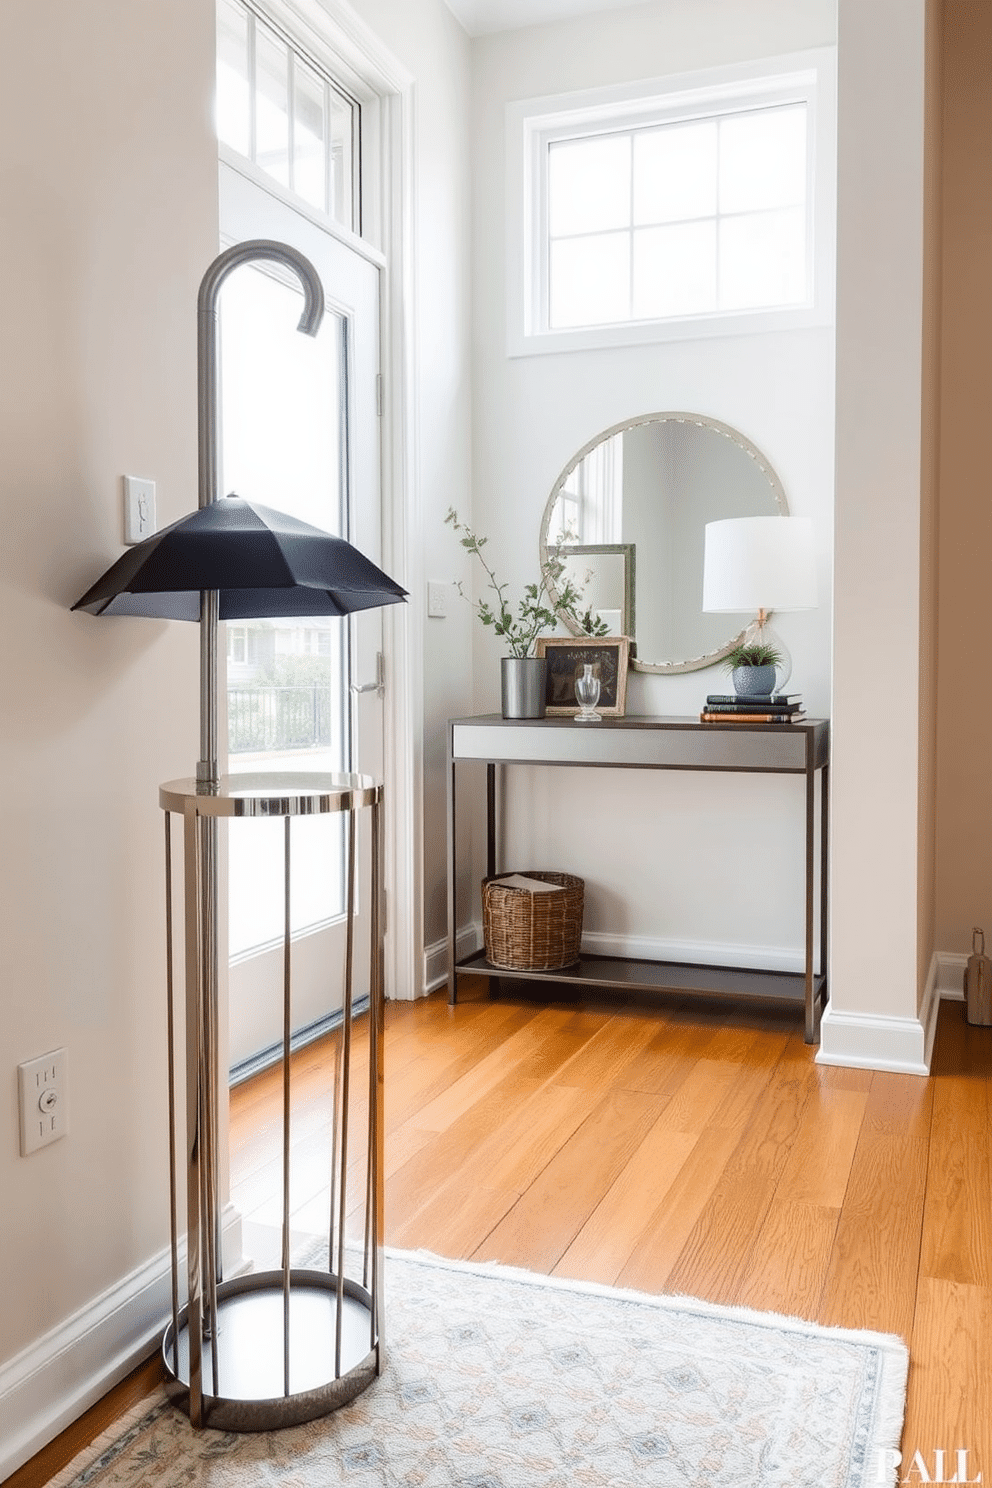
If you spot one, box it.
[482,871,584,972]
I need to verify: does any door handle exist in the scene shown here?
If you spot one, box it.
[350,652,385,698]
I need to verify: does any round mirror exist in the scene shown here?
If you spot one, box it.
[539,412,788,674]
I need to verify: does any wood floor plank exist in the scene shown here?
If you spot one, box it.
[733,1201,840,1317]
[385,1003,541,1131]
[920,1098,992,1287]
[771,1085,868,1209]
[652,1058,744,1134]
[862,1068,934,1139]
[902,1277,992,1475]
[818,1133,929,1340]
[614,1125,742,1294]
[549,1013,665,1091]
[469,1081,596,1195]
[385,1072,544,1223]
[389,1180,521,1257]
[409,1008,578,1132]
[475,1087,667,1271]
[661,1055,816,1302]
[554,1121,699,1284]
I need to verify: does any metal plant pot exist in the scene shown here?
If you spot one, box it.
[501,656,547,719]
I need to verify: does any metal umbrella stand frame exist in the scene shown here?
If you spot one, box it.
[161,772,384,1430]
[72,240,405,1430]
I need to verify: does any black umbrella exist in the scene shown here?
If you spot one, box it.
[72,494,408,620]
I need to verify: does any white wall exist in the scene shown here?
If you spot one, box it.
[0,0,474,1471]
[820,0,938,1072]
[459,0,837,974]
[350,0,476,971]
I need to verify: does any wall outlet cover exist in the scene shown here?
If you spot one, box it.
[18,1048,68,1155]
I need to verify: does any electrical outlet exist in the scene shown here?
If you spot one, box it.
[123,476,156,544]
[18,1048,69,1155]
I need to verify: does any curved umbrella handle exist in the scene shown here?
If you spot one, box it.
[196,239,325,784]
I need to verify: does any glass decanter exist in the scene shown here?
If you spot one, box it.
[574,662,602,723]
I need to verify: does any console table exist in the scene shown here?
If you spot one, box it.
[446,715,828,1043]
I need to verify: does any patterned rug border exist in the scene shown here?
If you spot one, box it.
[43,1247,910,1488]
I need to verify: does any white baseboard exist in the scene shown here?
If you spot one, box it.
[579,929,808,973]
[424,923,481,993]
[0,1204,243,1481]
[815,952,941,1075]
[936,950,967,1001]
[425,926,807,996]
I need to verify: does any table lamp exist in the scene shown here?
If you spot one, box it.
[702,515,817,692]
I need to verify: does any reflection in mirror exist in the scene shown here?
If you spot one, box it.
[540,413,787,673]
[553,544,635,638]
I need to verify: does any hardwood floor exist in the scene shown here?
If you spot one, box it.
[12,983,992,1485]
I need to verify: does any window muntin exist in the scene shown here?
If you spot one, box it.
[545,102,809,332]
[216,0,359,231]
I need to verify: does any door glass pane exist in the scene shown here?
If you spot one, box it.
[220,263,349,959]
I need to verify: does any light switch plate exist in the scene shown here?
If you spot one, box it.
[124,476,156,544]
[427,581,449,618]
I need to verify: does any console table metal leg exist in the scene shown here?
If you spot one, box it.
[804,760,816,1044]
[447,732,458,1005]
[820,763,829,1010]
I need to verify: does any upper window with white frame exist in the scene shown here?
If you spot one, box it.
[509,52,835,354]
[216,0,361,231]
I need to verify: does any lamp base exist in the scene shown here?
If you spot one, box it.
[740,617,792,694]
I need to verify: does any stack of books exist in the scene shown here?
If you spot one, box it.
[700,693,807,725]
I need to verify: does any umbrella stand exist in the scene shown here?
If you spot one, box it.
[72,238,404,1429]
[166,241,386,1431]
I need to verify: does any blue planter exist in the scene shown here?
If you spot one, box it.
[732,664,777,698]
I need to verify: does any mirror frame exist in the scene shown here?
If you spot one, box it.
[539,411,789,674]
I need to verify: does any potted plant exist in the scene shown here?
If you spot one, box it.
[724,640,784,699]
[445,509,606,718]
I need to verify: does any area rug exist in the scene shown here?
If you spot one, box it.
[48,1249,908,1488]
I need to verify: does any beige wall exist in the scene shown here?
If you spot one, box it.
[935,0,992,955]
[823,0,934,1061]
[0,0,474,1472]
[0,0,217,1373]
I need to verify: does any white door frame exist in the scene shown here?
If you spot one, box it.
[256,0,423,1001]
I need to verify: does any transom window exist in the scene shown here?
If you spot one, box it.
[509,52,835,354]
[548,103,808,329]
[216,0,360,230]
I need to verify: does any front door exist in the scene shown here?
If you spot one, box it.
[219,160,384,1074]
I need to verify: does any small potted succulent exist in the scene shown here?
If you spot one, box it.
[445,509,606,718]
[724,640,784,699]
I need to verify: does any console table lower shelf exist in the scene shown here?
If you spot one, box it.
[454,949,828,1018]
[447,714,829,1043]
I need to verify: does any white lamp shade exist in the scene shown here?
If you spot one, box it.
[702,516,817,613]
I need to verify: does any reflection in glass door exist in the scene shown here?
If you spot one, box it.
[221,264,348,969]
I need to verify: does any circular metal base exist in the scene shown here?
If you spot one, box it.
[162,1269,380,1431]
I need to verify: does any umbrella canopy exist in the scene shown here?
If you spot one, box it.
[72,495,407,620]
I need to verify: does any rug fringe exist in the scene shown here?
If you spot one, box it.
[391,1245,910,1357]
